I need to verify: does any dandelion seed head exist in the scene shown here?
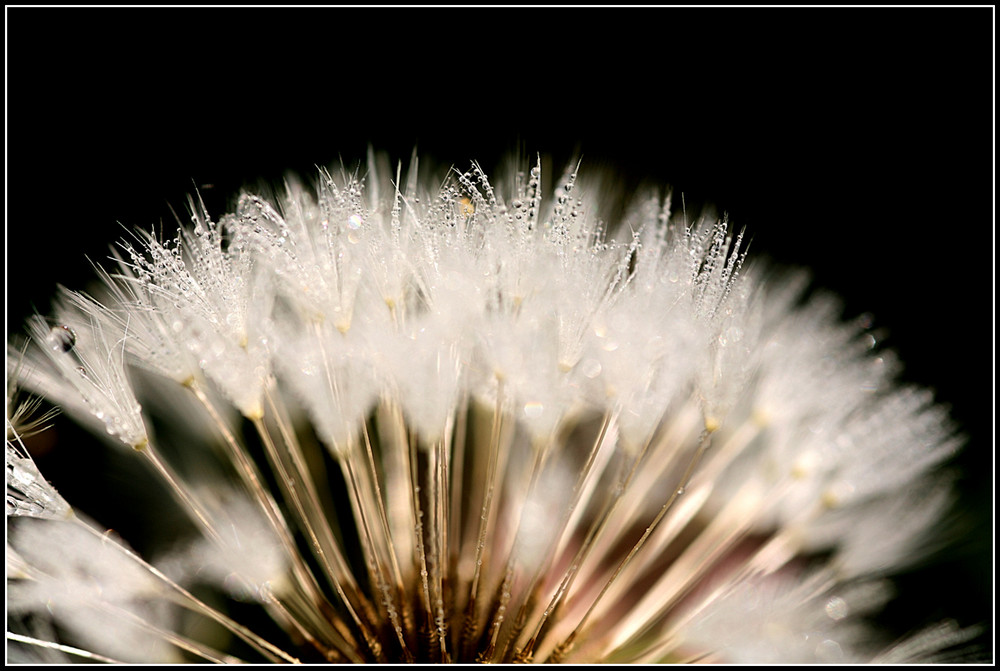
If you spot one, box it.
[6,152,977,664]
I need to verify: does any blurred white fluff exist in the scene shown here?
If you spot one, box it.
[174,486,290,602]
[678,571,889,663]
[7,520,176,662]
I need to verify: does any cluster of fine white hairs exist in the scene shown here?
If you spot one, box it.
[6,152,977,663]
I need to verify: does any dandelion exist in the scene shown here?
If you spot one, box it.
[6,152,981,663]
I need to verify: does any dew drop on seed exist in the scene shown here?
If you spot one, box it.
[719,326,743,346]
[815,640,844,662]
[523,402,544,418]
[824,596,849,621]
[12,466,35,486]
[47,325,77,352]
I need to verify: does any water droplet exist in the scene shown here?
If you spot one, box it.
[347,214,363,230]
[719,326,743,346]
[47,325,76,352]
[856,312,875,329]
[12,465,35,486]
[825,596,849,621]
[523,402,544,418]
[815,639,844,662]
[582,359,602,379]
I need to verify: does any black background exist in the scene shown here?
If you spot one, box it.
[6,7,992,659]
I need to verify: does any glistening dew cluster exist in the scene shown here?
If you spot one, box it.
[6,153,976,663]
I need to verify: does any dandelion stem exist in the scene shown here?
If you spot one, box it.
[511,411,616,662]
[479,431,548,663]
[186,380,337,626]
[138,442,224,546]
[7,632,124,664]
[459,378,504,658]
[515,412,616,662]
[251,414,382,661]
[407,429,435,656]
[265,388,382,617]
[277,582,363,662]
[340,442,413,662]
[359,419,415,661]
[262,584,362,664]
[430,433,452,662]
[339,446,389,597]
[546,427,716,662]
[584,420,766,658]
